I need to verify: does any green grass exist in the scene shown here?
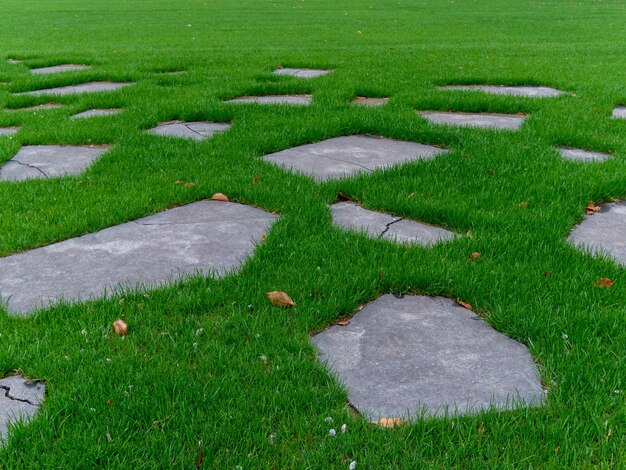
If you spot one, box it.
[0,0,625,467]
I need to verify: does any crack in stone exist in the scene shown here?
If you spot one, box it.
[311,154,373,173]
[11,160,49,178]
[379,218,402,238]
[0,384,39,406]
[182,124,205,138]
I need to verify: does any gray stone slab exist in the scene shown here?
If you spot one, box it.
[439,85,563,98]
[331,202,457,245]
[264,135,448,182]
[612,107,626,119]
[419,111,525,130]
[312,295,543,419]
[557,147,612,162]
[352,97,389,107]
[30,64,91,75]
[16,81,132,97]
[273,68,330,78]
[0,201,277,315]
[6,103,63,112]
[147,121,231,140]
[0,127,19,137]
[71,108,122,119]
[0,375,45,441]
[227,95,312,106]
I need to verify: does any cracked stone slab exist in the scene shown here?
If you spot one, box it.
[312,295,543,420]
[352,97,389,107]
[227,95,312,106]
[71,108,122,119]
[0,375,45,441]
[15,81,133,97]
[273,68,330,78]
[419,111,525,130]
[6,103,63,112]
[30,64,91,75]
[0,200,277,315]
[331,202,457,245]
[439,85,564,98]
[0,127,19,136]
[612,107,626,119]
[0,145,110,181]
[557,147,612,162]
[264,135,448,182]
[147,121,231,140]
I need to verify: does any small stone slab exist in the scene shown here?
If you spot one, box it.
[16,81,132,97]
[5,103,63,112]
[0,145,110,182]
[0,375,45,441]
[264,135,448,182]
[30,64,91,75]
[612,107,626,119]
[273,68,330,78]
[227,95,312,106]
[331,202,457,245]
[0,201,277,315]
[439,85,563,98]
[557,147,612,162]
[0,127,19,137]
[70,108,122,119]
[5,59,21,64]
[352,97,389,107]
[147,121,231,140]
[312,295,543,419]
[419,111,525,130]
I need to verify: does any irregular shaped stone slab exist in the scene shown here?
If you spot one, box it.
[0,127,19,136]
[227,95,311,106]
[264,135,448,182]
[331,202,457,245]
[612,107,626,119]
[16,81,132,97]
[0,375,45,441]
[439,85,563,98]
[312,295,543,419]
[557,147,612,162]
[30,64,91,75]
[71,108,122,119]
[419,111,525,130]
[352,97,389,107]
[0,145,109,182]
[6,103,63,112]
[0,201,277,315]
[273,68,330,78]
[148,121,231,140]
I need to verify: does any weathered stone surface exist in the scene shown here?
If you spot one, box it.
[273,68,330,78]
[148,121,231,140]
[30,64,91,75]
[612,107,626,119]
[352,97,389,107]
[227,95,311,105]
[0,201,277,315]
[557,147,612,162]
[6,103,63,112]
[419,111,525,130]
[439,85,563,97]
[0,145,110,181]
[16,81,132,97]
[0,127,19,136]
[264,135,448,182]
[331,202,457,245]
[71,108,122,119]
[312,295,543,419]
[0,375,45,441]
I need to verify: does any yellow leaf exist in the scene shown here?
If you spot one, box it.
[266,291,295,307]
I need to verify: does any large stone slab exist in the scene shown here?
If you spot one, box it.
[227,95,311,106]
[352,97,389,107]
[0,375,45,441]
[612,107,626,119]
[0,127,19,137]
[557,147,612,162]
[312,295,543,419]
[30,64,91,75]
[0,201,277,315]
[439,85,563,98]
[0,145,110,181]
[331,202,457,245]
[16,81,132,97]
[418,111,525,130]
[264,135,448,182]
[147,121,231,140]
[71,108,122,119]
[273,68,330,78]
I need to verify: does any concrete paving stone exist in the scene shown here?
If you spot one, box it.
[419,111,525,130]
[612,107,626,119]
[16,81,132,97]
[312,295,543,420]
[0,145,110,182]
[439,85,564,97]
[227,95,312,105]
[0,200,277,315]
[147,121,231,140]
[331,202,457,245]
[71,108,122,119]
[30,64,91,75]
[264,135,448,182]
[352,97,389,107]
[0,127,19,136]
[5,103,63,112]
[557,147,612,162]
[273,68,330,78]
[0,375,45,441]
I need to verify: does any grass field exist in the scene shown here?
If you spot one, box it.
[1,0,626,467]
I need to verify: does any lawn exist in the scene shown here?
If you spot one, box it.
[0,0,625,467]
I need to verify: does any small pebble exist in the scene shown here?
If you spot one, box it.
[328,428,336,437]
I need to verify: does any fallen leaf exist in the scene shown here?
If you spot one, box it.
[336,320,350,326]
[260,234,267,241]
[338,192,352,201]
[465,230,473,239]
[375,417,405,428]
[175,180,196,188]
[211,192,229,202]
[586,203,601,215]
[112,319,128,335]
[266,291,295,307]
[457,300,473,311]
[252,177,261,185]
[519,201,528,208]
[468,252,481,261]
[597,278,614,288]
[276,65,284,69]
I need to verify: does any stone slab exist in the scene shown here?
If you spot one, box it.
[30,64,91,75]
[0,375,45,441]
[612,107,626,119]
[312,295,543,419]
[71,108,122,119]
[0,127,19,136]
[352,97,389,107]
[5,59,21,64]
[439,85,563,98]
[331,202,457,245]
[273,68,330,78]
[147,121,231,140]
[227,95,312,105]
[16,82,132,97]
[419,111,525,130]
[0,201,277,315]
[6,103,63,112]
[0,145,110,181]
[557,147,612,162]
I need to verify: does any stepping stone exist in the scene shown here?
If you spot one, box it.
[5,103,63,112]
[147,121,231,140]
[264,135,448,182]
[0,201,277,315]
[418,111,525,130]
[227,95,312,106]
[0,145,110,182]
[0,375,45,441]
[612,107,626,119]
[312,295,543,420]
[439,85,563,98]
[273,68,330,78]
[5,59,20,64]
[352,97,389,107]
[331,202,457,245]
[30,64,91,75]
[557,147,612,162]
[15,81,132,97]
[0,127,19,137]
[568,201,626,265]
[70,108,122,119]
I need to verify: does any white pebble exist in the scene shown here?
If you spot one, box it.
[341,423,347,433]
[328,428,336,437]
[349,461,357,470]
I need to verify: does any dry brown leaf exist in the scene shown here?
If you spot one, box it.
[375,417,405,428]
[211,193,229,202]
[338,192,352,201]
[266,291,295,307]
[336,320,350,326]
[252,177,261,185]
[597,278,614,288]
[112,319,128,335]
[519,201,528,208]
[468,252,481,261]
[260,234,267,241]
[276,65,284,69]
[175,180,196,188]
[457,300,473,311]
[586,203,601,215]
